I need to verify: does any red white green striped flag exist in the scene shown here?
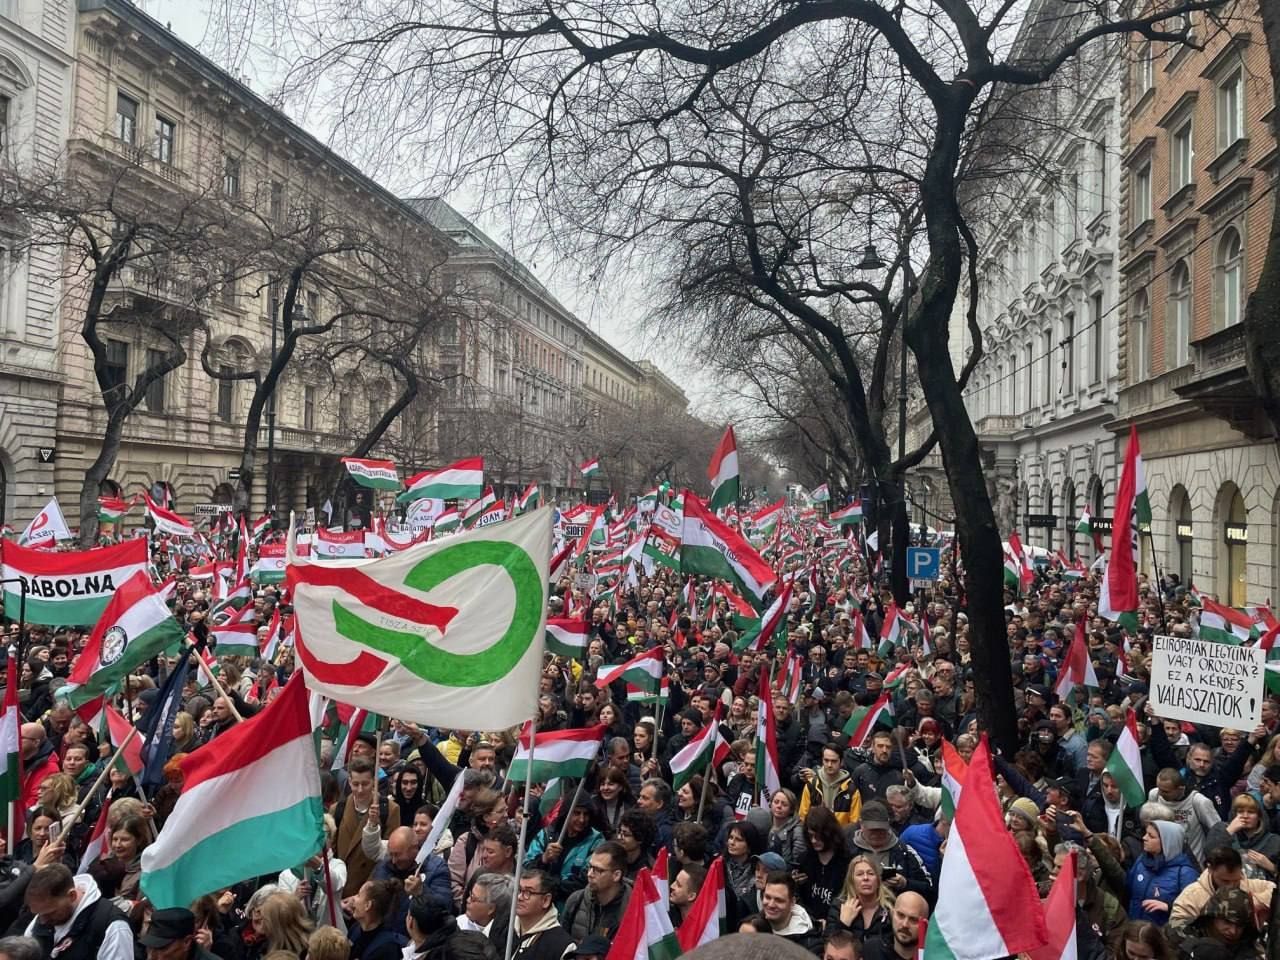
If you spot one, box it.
[1,650,21,846]
[595,647,665,690]
[922,737,1047,959]
[1104,710,1146,807]
[844,692,894,747]
[1198,598,1257,644]
[515,483,541,515]
[607,867,680,960]
[398,457,485,503]
[507,724,606,782]
[78,803,111,873]
[677,855,727,950]
[737,581,793,653]
[754,670,782,803]
[879,602,904,657]
[680,492,776,610]
[341,457,402,491]
[545,616,589,658]
[579,458,601,478]
[830,500,863,526]
[670,702,730,790]
[626,676,670,704]
[938,739,969,819]
[60,571,186,708]
[706,426,740,512]
[144,493,195,538]
[1,537,148,626]
[1054,618,1099,700]
[1099,426,1149,627]
[1029,850,1077,960]
[462,487,498,528]
[97,496,132,524]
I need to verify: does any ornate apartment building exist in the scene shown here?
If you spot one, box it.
[54,0,451,523]
[1116,0,1277,605]
[956,11,1127,557]
[0,0,74,527]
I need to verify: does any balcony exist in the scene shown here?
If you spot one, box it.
[1173,324,1269,437]
[267,426,357,456]
[973,414,1020,439]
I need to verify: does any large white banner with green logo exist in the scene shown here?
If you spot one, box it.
[287,508,552,729]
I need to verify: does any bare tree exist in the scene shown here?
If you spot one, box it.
[1,155,241,544]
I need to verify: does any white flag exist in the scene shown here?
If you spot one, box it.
[417,773,465,864]
[20,497,72,546]
[322,499,333,523]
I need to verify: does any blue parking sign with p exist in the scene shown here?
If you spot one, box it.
[906,547,940,581]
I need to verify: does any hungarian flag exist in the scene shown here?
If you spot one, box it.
[1,537,148,625]
[844,693,894,747]
[78,803,111,873]
[851,608,873,649]
[811,483,831,503]
[706,426,740,513]
[677,856,727,950]
[595,647,665,691]
[579,458,601,478]
[100,703,145,776]
[923,737,1047,959]
[1099,425,1149,626]
[398,457,485,503]
[754,670,782,804]
[60,571,185,708]
[472,500,507,529]
[830,501,863,526]
[20,497,73,547]
[0,651,21,846]
[515,483,541,515]
[1105,710,1147,807]
[140,673,324,908]
[879,602,904,657]
[143,493,195,538]
[670,702,730,790]
[680,493,776,610]
[1076,505,1102,553]
[250,514,272,542]
[288,509,551,730]
[549,543,574,585]
[251,544,287,584]
[97,495,132,524]
[1054,618,1099,700]
[1004,531,1034,591]
[751,498,785,537]
[211,617,259,658]
[778,650,804,705]
[314,527,369,559]
[938,739,969,818]
[1028,850,1077,960]
[433,508,461,534]
[606,867,680,960]
[545,617,589,658]
[1198,598,1256,644]
[462,488,498,528]
[341,457,401,491]
[736,581,792,653]
[507,724,606,782]
[627,676,669,705]
[331,706,379,771]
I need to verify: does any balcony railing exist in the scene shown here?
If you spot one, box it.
[974,414,1020,436]
[1191,324,1247,377]
[109,263,200,307]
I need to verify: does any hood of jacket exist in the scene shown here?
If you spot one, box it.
[518,906,564,937]
[852,828,902,855]
[771,903,814,937]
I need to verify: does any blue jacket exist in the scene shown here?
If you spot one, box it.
[370,852,451,941]
[525,827,603,900]
[1126,852,1197,924]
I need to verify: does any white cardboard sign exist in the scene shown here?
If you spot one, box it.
[1150,634,1265,729]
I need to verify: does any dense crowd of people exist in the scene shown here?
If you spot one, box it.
[0,522,1279,960]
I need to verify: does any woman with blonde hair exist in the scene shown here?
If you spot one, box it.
[36,773,78,821]
[258,891,315,958]
[829,854,894,942]
[172,712,200,754]
[306,927,349,960]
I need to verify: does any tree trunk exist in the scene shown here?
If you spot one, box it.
[891,482,911,606]
[1243,3,1280,449]
[77,410,128,547]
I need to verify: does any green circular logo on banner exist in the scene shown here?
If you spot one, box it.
[332,540,543,687]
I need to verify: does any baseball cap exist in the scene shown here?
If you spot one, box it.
[753,851,787,871]
[139,908,196,948]
[859,801,891,830]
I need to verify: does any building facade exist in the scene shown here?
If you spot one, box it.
[957,17,1127,558]
[55,0,451,526]
[0,0,74,527]
[1116,0,1277,605]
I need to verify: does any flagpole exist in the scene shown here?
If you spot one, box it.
[191,640,245,723]
[554,776,587,846]
[696,762,715,822]
[1145,531,1170,635]
[64,728,139,830]
[321,844,340,927]
[503,710,538,960]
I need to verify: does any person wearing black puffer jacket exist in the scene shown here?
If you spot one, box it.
[844,802,933,905]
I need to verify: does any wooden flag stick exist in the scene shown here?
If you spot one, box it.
[63,728,139,829]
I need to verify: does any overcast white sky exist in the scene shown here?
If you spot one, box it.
[137,0,714,412]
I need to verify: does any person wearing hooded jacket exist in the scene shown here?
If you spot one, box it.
[22,866,133,960]
[1127,821,1198,925]
[844,802,933,904]
[798,744,863,827]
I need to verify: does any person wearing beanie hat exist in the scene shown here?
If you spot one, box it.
[1006,796,1041,832]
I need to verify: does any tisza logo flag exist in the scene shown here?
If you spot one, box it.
[1,538,148,625]
[19,497,72,547]
[288,508,552,730]
[680,492,776,610]
[341,457,402,491]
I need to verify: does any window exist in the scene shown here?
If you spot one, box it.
[221,270,236,308]
[115,91,139,145]
[1024,343,1034,408]
[306,290,319,320]
[1215,228,1243,329]
[223,156,241,197]
[338,391,352,433]
[1090,292,1104,384]
[303,386,316,431]
[104,339,128,396]
[1133,162,1153,226]
[1041,332,1052,405]
[267,277,280,319]
[270,182,285,227]
[1062,313,1075,393]
[0,95,9,157]
[1091,135,1108,221]
[1168,260,1192,368]
[144,349,167,411]
[1136,42,1154,97]
[217,370,234,422]
[1066,168,1080,241]
[153,116,175,164]
[1216,69,1243,151]
[1170,120,1194,192]
[1131,290,1150,382]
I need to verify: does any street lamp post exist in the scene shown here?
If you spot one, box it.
[266,300,305,518]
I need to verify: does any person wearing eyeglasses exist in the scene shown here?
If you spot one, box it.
[511,870,574,960]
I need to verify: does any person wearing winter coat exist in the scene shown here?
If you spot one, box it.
[766,789,808,866]
[1204,792,1280,881]
[510,870,575,960]
[561,842,632,943]
[1168,846,1274,929]
[798,744,864,827]
[845,802,933,903]
[1148,769,1221,864]
[523,805,604,904]
[1127,821,1198,925]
